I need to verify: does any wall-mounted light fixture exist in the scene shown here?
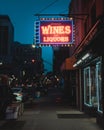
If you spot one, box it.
[73,53,90,67]
[82,53,90,60]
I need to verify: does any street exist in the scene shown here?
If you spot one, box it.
[0,87,103,130]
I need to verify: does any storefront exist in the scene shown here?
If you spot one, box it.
[60,56,77,105]
[73,17,104,128]
[83,57,102,116]
[77,54,104,128]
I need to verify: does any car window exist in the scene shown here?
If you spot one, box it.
[12,88,22,93]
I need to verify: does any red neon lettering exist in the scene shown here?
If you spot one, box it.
[41,25,71,35]
[43,36,69,42]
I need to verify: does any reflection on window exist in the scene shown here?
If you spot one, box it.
[91,65,97,107]
[84,67,91,106]
[96,61,103,113]
[84,65,97,107]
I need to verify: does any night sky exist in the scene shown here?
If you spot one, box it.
[0,0,71,72]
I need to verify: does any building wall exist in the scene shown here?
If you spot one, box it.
[53,47,70,73]
[0,15,14,63]
[12,42,43,80]
[69,0,104,128]
[70,0,104,50]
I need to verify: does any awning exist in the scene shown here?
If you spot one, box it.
[60,56,76,71]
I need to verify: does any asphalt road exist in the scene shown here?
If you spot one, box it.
[0,87,103,130]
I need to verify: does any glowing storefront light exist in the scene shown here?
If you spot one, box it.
[73,53,90,67]
[82,53,90,60]
[73,63,77,67]
[77,59,82,64]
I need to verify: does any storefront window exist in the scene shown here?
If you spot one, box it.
[96,61,103,113]
[90,65,97,107]
[84,67,91,106]
[84,65,97,107]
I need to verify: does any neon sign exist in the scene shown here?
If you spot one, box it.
[41,25,71,35]
[35,19,74,45]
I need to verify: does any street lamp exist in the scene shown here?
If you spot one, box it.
[32,44,36,48]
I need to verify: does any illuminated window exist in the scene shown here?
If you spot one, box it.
[96,61,103,113]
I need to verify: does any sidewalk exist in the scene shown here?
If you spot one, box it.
[20,104,103,130]
[0,88,103,130]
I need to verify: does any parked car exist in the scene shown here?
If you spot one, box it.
[11,87,23,101]
[11,87,29,102]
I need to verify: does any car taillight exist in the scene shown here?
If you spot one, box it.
[18,93,22,96]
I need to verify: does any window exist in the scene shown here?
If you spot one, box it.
[96,61,103,113]
[84,65,97,107]
[90,65,97,107]
[84,67,91,106]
